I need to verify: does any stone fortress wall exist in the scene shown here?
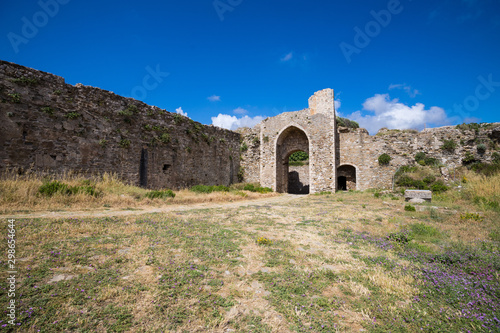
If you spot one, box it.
[0,60,241,189]
[1,60,499,193]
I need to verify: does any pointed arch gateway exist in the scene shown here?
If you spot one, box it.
[275,126,310,194]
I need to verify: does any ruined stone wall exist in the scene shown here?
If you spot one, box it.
[0,60,240,189]
[237,127,260,184]
[338,124,500,190]
[2,60,498,193]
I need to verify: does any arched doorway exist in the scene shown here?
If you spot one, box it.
[337,165,356,191]
[276,126,309,194]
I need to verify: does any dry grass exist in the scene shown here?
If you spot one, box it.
[0,172,278,214]
[1,170,499,332]
[463,169,500,202]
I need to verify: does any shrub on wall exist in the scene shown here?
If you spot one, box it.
[240,142,248,152]
[8,93,21,103]
[65,112,81,119]
[10,76,38,86]
[237,166,245,182]
[336,116,360,129]
[493,152,500,164]
[441,139,457,152]
[415,152,426,162]
[462,152,476,165]
[119,139,131,148]
[477,143,487,154]
[378,153,391,165]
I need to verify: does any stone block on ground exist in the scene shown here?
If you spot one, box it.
[405,190,432,202]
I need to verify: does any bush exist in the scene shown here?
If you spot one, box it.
[289,151,308,162]
[378,153,391,165]
[423,157,439,166]
[412,180,428,190]
[38,181,69,197]
[415,152,426,162]
[441,139,457,152]
[395,165,418,178]
[388,229,413,243]
[405,204,416,212]
[423,175,436,184]
[492,152,500,164]
[430,180,449,194]
[145,189,175,199]
[190,185,230,193]
[462,152,476,165]
[477,143,487,154]
[396,176,428,189]
[38,181,100,197]
[243,184,273,193]
[70,185,99,197]
[470,162,500,176]
[336,117,360,129]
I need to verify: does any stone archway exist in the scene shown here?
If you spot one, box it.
[276,126,309,193]
[337,165,356,191]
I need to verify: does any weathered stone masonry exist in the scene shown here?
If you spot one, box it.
[0,60,240,189]
[2,61,499,193]
[240,91,500,193]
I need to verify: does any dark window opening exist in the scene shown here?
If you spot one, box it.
[163,164,171,171]
[139,149,148,188]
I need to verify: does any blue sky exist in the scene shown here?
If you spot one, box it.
[1,0,499,134]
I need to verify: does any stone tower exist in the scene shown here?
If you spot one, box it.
[254,89,337,193]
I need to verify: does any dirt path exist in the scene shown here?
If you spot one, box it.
[1,194,305,219]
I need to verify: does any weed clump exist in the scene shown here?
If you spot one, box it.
[405,204,416,212]
[460,212,484,222]
[38,180,100,197]
[145,189,175,199]
[190,185,230,193]
[243,184,273,193]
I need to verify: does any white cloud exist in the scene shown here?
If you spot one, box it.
[334,99,341,111]
[211,114,265,130]
[175,107,188,117]
[347,94,450,135]
[388,83,420,98]
[207,95,221,102]
[280,52,293,62]
[233,107,248,115]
